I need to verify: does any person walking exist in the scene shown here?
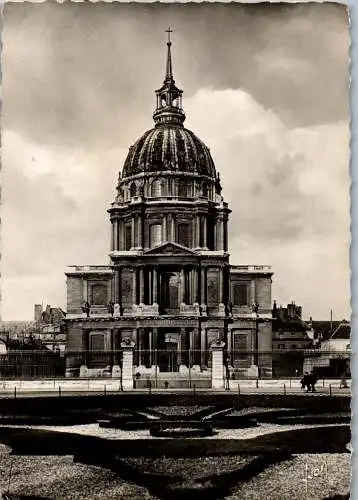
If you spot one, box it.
[309,370,318,392]
[301,372,311,392]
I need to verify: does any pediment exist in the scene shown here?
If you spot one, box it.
[144,242,196,256]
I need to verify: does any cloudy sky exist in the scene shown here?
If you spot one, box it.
[1,2,350,321]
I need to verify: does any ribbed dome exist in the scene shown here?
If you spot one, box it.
[122,126,216,179]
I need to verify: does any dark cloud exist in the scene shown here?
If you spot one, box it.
[3,2,349,151]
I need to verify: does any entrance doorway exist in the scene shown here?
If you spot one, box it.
[157,330,180,372]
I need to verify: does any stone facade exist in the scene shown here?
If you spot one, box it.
[63,35,273,380]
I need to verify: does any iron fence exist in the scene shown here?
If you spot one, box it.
[0,348,350,381]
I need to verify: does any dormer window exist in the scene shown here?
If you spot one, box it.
[130,182,137,198]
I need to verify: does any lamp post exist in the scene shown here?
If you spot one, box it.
[252,302,259,368]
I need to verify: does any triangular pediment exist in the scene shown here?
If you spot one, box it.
[144,242,196,255]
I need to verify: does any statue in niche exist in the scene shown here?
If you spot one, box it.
[82,301,90,317]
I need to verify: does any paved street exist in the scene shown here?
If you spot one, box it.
[0,378,350,398]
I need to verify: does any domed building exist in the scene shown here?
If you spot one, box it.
[64,33,274,384]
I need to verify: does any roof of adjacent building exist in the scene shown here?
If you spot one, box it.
[311,320,350,341]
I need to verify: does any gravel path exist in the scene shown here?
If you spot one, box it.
[226,453,351,500]
[0,444,351,500]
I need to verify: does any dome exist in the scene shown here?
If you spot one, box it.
[122,126,216,179]
[120,33,217,182]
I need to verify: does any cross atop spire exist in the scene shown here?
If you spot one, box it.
[166,27,173,44]
[165,27,173,82]
[153,29,186,127]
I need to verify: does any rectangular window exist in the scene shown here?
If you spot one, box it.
[90,283,107,306]
[150,224,162,248]
[233,284,248,306]
[177,223,190,247]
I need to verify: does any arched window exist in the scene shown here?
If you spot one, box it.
[130,182,137,198]
[151,179,161,197]
[178,179,188,198]
[202,183,208,198]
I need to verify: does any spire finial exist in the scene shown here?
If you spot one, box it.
[165,27,173,81]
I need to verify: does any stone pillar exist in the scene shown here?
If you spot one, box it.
[251,279,256,305]
[218,268,225,316]
[152,328,158,370]
[193,327,200,365]
[214,223,217,251]
[200,267,206,305]
[163,215,167,242]
[111,223,115,251]
[216,217,224,251]
[119,221,124,251]
[180,268,185,304]
[153,267,158,304]
[196,216,200,247]
[137,216,143,249]
[211,341,225,389]
[139,267,145,305]
[149,330,153,365]
[192,218,196,249]
[224,219,228,252]
[171,214,175,242]
[113,220,118,251]
[131,216,135,249]
[132,269,137,305]
[201,328,206,367]
[168,214,172,242]
[193,268,198,304]
[121,341,135,390]
[138,328,145,365]
[203,216,207,248]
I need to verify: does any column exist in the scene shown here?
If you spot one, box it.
[223,219,228,251]
[214,223,217,251]
[171,214,175,242]
[180,268,185,304]
[219,268,224,303]
[148,270,152,305]
[203,216,207,248]
[153,267,158,304]
[113,220,118,251]
[137,216,143,249]
[193,268,198,304]
[121,341,135,390]
[163,215,167,242]
[201,328,206,367]
[251,279,256,305]
[131,216,135,249]
[168,214,172,242]
[200,267,206,305]
[211,341,225,389]
[148,330,152,366]
[153,328,158,369]
[192,217,196,249]
[216,216,223,251]
[119,221,124,250]
[111,223,115,251]
[132,269,137,305]
[193,327,200,365]
[196,216,200,247]
[138,328,145,365]
[139,267,145,305]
